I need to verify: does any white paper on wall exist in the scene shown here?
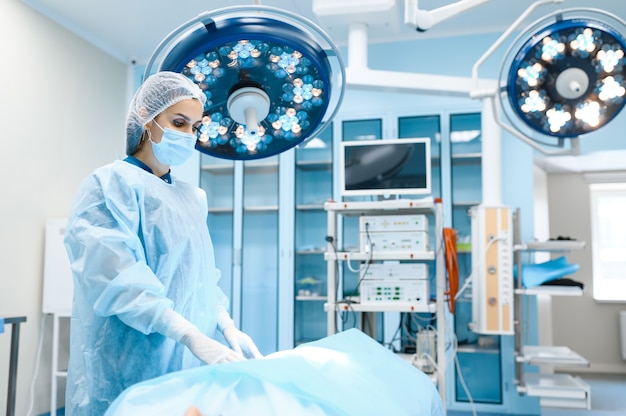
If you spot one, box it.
[42,218,73,315]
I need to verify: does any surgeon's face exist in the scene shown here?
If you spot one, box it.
[149,98,204,144]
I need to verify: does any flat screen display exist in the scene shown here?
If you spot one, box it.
[340,138,431,198]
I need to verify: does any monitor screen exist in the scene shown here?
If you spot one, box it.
[340,138,431,198]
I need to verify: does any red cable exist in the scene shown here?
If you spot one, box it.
[443,228,459,314]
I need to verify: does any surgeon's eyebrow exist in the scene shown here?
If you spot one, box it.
[173,112,202,125]
[173,113,191,120]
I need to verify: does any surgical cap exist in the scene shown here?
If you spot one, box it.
[126,71,207,155]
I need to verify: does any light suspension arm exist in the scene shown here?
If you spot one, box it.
[470,0,564,94]
[404,0,492,32]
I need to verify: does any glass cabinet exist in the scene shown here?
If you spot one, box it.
[200,157,236,307]
[294,126,333,345]
[199,108,523,413]
[338,118,384,337]
[449,112,482,355]
[200,126,334,351]
[449,112,504,406]
[199,155,282,355]
[398,114,442,201]
[241,158,280,354]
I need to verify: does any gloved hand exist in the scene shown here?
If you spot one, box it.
[222,324,263,359]
[154,308,244,364]
[181,326,245,364]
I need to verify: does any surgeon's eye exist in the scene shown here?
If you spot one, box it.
[173,120,185,128]
[192,124,201,137]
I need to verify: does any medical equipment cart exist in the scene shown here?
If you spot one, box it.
[323,198,447,406]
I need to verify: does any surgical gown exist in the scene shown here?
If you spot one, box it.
[64,160,229,415]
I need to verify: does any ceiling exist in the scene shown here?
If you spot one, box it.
[20,0,626,65]
[19,0,626,171]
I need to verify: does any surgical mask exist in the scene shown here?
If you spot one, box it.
[150,120,197,166]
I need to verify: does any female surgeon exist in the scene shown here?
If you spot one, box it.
[63,71,262,415]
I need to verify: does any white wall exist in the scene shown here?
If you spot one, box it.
[547,173,626,374]
[0,1,128,414]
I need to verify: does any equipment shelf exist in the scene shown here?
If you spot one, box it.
[513,209,589,410]
[323,198,446,405]
[521,373,590,410]
[324,251,435,261]
[324,301,436,314]
[515,240,585,252]
[514,286,583,296]
[517,345,589,367]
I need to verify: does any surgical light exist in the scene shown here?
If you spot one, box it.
[144,6,344,160]
[504,11,626,140]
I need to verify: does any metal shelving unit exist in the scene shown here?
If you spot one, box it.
[50,313,70,416]
[322,197,447,406]
[513,210,590,410]
[3,316,27,416]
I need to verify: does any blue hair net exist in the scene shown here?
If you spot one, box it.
[126,71,207,155]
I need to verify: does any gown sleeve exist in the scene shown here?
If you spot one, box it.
[64,170,174,335]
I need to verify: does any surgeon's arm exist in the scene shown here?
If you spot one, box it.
[154,308,244,364]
